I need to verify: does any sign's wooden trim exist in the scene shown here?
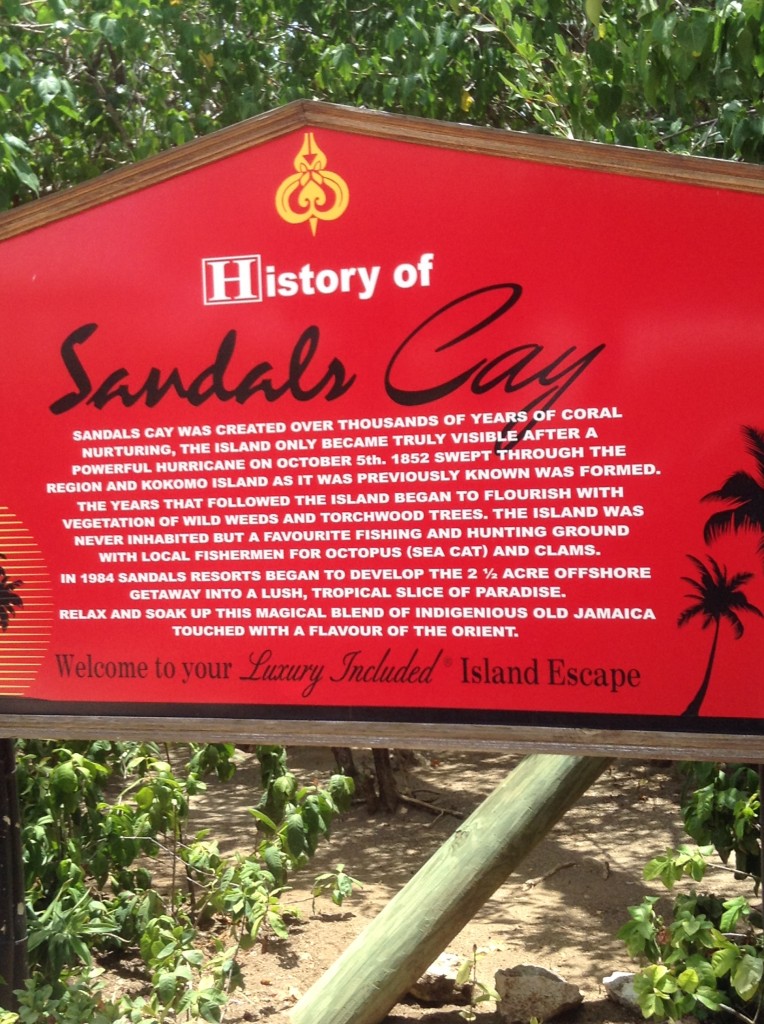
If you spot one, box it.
[0,715,760,762]
[1,100,762,243]
[304,103,764,193]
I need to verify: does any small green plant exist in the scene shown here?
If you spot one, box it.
[2,969,120,1024]
[311,863,361,913]
[455,945,499,1021]
[619,845,763,1022]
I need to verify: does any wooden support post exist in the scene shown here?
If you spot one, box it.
[291,753,611,1024]
[0,739,26,1011]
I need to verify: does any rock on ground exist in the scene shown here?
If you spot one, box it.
[603,971,640,1011]
[409,952,472,1005]
[495,963,583,1023]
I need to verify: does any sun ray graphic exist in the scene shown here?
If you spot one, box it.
[0,507,53,696]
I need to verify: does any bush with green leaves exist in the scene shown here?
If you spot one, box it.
[8,740,357,1022]
[679,762,761,879]
[620,764,761,1023]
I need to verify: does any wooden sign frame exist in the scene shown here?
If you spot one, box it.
[1,101,763,760]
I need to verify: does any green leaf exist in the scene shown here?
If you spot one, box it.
[3,134,31,154]
[155,940,179,961]
[455,958,473,986]
[134,786,154,810]
[328,774,354,811]
[156,971,178,1004]
[711,945,739,978]
[732,953,763,1002]
[720,896,750,931]
[264,844,286,884]
[694,985,723,1011]
[285,814,307,858]
[248,808,278,832]
[50,762,78,794]
[267,910,289,939]
[33,70,62,104]
[584,0,602,27]
[676,967,699,993]
[8,157,39,193]
[640,991,667,1018]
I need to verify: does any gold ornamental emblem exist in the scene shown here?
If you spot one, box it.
[275,133,349,236]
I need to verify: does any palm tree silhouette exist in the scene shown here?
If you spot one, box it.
[0,556,22,632]
[703,425,764,560]
[678,554,762,716]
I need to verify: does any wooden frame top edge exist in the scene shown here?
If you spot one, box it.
[1,99,762,243]
[0,714,760,763]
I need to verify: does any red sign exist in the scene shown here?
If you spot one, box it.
[1,103,763,748]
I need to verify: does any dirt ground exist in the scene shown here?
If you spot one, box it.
[144,747,703,1024]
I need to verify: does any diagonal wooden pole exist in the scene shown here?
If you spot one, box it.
[291,753,611,1024]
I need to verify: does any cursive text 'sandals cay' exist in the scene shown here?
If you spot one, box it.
[49,285,605,427]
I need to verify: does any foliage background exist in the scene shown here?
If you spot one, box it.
[1,0,763,211]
